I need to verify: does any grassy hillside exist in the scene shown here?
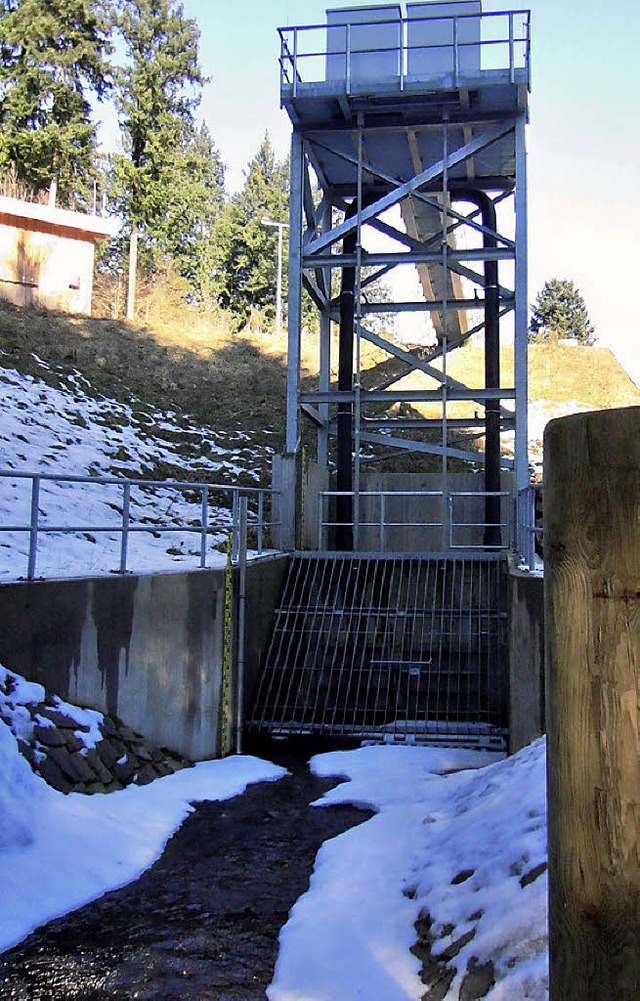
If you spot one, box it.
[0,298,637,477]
[0,299,291,452]
[395,341,639,422]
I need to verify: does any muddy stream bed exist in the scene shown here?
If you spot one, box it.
[0,738,373,1001]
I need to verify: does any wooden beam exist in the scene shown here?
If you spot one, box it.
[545,406,640,1000]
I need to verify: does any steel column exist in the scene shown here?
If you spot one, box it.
[286,130,304,455]
[514,113,530,497]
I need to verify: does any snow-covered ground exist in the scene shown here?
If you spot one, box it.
[0,356,274,580]
[0,674,548,998]
[0,696,286,955]
[0,350,550,996]
[0,351,602,580]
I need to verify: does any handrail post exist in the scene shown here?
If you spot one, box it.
[453,16,459,86]
[346,22,351,94]
[292,28,298,97]
[526,487,535,569]
[317,492,324,550]
[27,475,40,581]
[257,492,264,554]
[119,480,131,573]
[508,11,515,83]
[236,496,248,754]
[200,486,208,569]
[379,492,385,552]
[231,490,239,562]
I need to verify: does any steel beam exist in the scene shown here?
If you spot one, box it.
[300,388,517,403]
[304,247,515,269]
[357,298,494,314]
[514,112,529,495]
[286,130,304,454]
[303,122,516,257]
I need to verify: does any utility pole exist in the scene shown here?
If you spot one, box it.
[261,218,288,338]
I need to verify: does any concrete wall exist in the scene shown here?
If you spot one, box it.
[241,556,289,709]
[0,551,543,757]
[0,556,288,760]
[507,557,545,753]
[0,217,95,314]
[0,196,117,315]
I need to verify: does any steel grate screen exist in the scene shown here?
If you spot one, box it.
[246,554,508,750]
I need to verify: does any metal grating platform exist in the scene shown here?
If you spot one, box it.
[246,554,508,750]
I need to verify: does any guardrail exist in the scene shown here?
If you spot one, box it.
[0,470,280,580]
[316,488,512,552]
[278,8,531,95]
[515,482,542,570]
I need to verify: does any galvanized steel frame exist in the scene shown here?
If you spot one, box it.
[282,6,530,558]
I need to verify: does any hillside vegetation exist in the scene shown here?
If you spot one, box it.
[0,299,637,479]
[396,342,639,415]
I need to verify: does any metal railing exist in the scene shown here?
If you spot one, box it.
[316,488,512,553]
[278,9,531,95]
[515,482,542,570]
[0,470,280,580]
[448,491,512,550]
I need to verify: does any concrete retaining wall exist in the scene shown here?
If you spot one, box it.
[0,556,288,760]
[0,552,544,757]
[507,558,545,753]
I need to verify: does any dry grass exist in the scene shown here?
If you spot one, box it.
[0,289,636,484]
[0,169,50,205]
[394,342,639,421]
[0,298,289,459]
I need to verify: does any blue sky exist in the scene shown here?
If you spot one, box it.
[189,1,639,378]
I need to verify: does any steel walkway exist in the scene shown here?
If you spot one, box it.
[246,554,508,750]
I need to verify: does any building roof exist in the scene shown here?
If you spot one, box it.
[0,195,120,239]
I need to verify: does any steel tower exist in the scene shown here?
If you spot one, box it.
[277,1,530,554]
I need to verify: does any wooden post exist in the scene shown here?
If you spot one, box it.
[544,406,640,1000]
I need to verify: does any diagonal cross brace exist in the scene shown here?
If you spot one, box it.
[358,324,514,420]
[304,122,515,258]
[309,135,515,249]
[358,431,514,467]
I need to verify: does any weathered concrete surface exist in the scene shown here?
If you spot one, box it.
[242,556,288,710]
[0,556,289,760]
[507,557,544,753]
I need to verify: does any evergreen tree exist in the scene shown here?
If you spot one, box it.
[110,0,205,317]
[213,133,289,327]
[157,121,226,301]
[529,278,595,344]
[0,0,111,202]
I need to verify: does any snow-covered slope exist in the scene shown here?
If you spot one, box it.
[0,670,286,955]
[0,667,548,998]
[0,357,273,579]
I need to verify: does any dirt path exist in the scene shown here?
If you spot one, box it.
[0,739,372,1001]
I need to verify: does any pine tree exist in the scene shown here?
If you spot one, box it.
[110,0,205,318]
[0,0,111,203]
[529,278,595,344]
[158,121,226,301]
[213,133,289,327]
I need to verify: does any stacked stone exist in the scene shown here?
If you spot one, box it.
[0,695,192,795]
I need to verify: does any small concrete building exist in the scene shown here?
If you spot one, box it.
[0,195,119,316]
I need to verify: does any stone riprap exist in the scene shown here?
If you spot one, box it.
[0,666,192,794]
